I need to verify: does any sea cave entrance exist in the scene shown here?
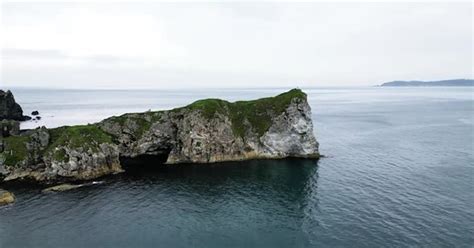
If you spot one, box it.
[119,151,171,172]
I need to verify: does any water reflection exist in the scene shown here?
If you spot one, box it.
[1,159,320,248]
[120,158,319,206]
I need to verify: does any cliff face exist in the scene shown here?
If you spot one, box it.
[0,126,122,182]
[0,89,319,183]
[99,89,318,163]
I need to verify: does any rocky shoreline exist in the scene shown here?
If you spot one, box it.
[0,89,319,186]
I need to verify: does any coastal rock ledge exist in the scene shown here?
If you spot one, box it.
[0,89,319,183]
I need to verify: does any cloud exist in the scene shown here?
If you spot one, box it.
[1,2,472,88]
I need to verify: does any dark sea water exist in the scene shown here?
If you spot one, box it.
[1,87,473,247]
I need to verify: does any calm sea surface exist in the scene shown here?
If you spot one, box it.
[1,87,473,247]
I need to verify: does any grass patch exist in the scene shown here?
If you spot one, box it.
[184,98,229,119]
[230,89,306,137]
[1,135,29,166]
[102,112,164,139]
[46,124,113,154]
[176,88,307,138]
[52,148,68,162]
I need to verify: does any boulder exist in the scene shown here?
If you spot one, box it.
[0,189,15,205]
[31,111,39,116]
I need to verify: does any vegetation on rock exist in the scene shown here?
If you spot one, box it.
[1,135,29,166]
[178,88,307,137]
[0,88,318,183]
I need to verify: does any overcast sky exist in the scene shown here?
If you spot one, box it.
[1,2,472,89]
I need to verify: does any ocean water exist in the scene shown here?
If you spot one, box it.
[1,87,473,247]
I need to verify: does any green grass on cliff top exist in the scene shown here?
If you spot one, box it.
[1,124,114,167]
[1,135,29,166]
[1,89,306,167]
[184,88,307,137]
[101,88,307,139]
[46,124,113,162]
[47,124,113,152]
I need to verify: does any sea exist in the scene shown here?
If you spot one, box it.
[0,87,473,247]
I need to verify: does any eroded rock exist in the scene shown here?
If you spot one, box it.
[100,88,319,164]
[0,89,318,183]
[0,120,20,137]
[42,183,85,192]
[0,189,15,205]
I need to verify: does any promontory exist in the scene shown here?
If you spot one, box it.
[0,89,319,183]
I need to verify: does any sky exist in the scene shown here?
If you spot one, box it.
[0,2,472,89]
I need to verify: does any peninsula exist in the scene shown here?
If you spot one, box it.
[380,79,474,87]
[0,89,319,184]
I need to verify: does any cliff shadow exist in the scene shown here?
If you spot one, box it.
[119,152,171,172]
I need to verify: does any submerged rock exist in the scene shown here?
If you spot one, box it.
[42,183,85,192]
[0,189,15,205]
[0,89,318,183]
[0,90,30,121]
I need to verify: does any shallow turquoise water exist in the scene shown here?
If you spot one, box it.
[1,87,473,247]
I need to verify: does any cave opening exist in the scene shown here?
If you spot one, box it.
[119,151,171,172]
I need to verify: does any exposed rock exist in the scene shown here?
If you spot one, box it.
[1,125,123,182]
[0,90,30,121]
[0,120,20,137]
[0,89,318,183]
[0,189,15,205]
[42,183,85,192]
[100,88,319,163]
[32,111,39,116]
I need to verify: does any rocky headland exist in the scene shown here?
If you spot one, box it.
[380,79,474,87]
[0,89,319,184]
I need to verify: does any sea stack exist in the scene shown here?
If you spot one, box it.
[0,89,319,183]
[0,90,30,121]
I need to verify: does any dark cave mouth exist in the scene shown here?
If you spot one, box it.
[119,152,170,171]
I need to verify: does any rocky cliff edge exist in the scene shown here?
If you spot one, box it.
[0,89,319,183]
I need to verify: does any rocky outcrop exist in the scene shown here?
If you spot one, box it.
[0,126,122,182]
[0,189,15,205]
[1,120,20,137]
[0,89,318,183]
[0,90,30,121]
[43,183,86,192]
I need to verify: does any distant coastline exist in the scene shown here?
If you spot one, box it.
[379,79,474,87]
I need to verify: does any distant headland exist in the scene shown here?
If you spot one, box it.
[380,79,474,87]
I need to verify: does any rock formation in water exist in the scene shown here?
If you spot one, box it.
[0,189,15,205]
[0,89,319,183]
[0,90,31,121]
